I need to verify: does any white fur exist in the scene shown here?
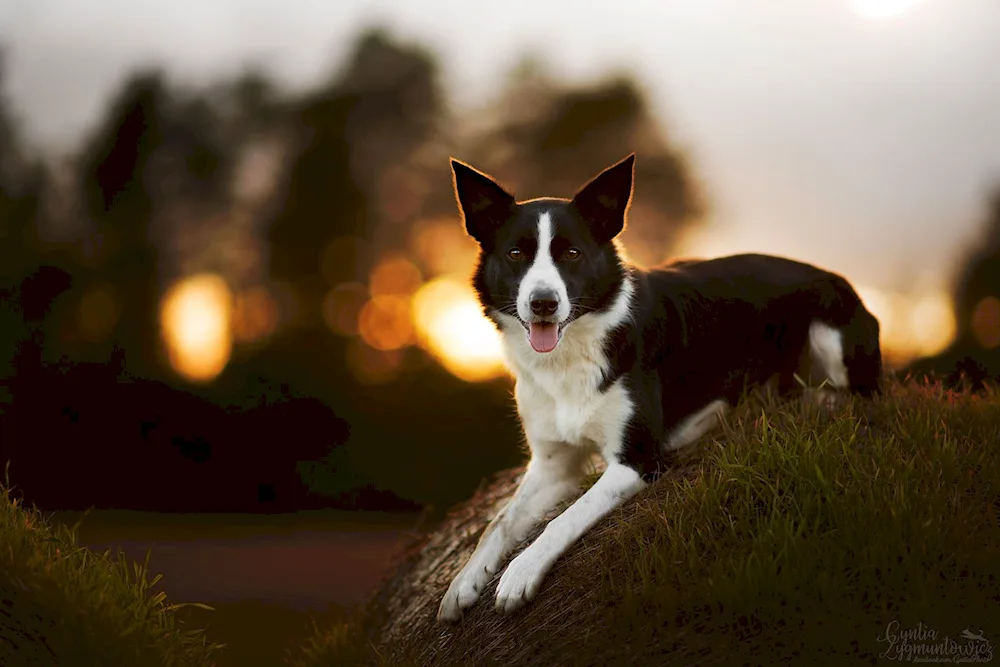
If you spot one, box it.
[516,211,572,324]
[437,228,643,622]
[665,399,730,451]
[437,448,590,622]
[494,462,644,613]
[501,265,637,450]
[808,321,849,388]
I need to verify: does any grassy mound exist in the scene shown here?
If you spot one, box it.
[294,380,1000,667]
[0,482,221,667]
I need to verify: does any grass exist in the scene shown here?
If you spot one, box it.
[292,379,1000,667]
[0,478,222,667]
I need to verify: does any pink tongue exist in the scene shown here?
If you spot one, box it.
[529,322,559,353]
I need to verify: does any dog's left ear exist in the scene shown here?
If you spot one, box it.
[571,153,635,243]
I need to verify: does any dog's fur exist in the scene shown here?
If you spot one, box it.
[437,154,883,622]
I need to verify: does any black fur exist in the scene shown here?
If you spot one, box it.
[610,254,883,478]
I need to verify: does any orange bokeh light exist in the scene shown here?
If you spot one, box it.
[411,277,506,383]
[231,285,278,344]
[358,295,415,351]
[855,285,955,365]
[160,274,233,383]
[410,218,479,278]
[369,256,423,297]
[322,282,369,337]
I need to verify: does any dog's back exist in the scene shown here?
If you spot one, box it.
[638,254,882,424]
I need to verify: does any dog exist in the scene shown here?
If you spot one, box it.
[437,153,882,622]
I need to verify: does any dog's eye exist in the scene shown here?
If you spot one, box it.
[564,247,582,261]
[507,248,524,261]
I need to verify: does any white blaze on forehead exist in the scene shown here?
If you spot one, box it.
[517,211,572,323]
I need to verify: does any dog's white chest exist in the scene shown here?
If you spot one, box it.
[512,354,633,451]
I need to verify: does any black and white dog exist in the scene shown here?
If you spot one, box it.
[437,154,882,622]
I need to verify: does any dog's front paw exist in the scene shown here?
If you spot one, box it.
[437,567,487,623]
[495,547,552,614]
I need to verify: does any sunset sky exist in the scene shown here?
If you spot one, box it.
[4,0,1000,296]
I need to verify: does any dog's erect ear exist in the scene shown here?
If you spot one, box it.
[451,159,516,245]
[571,154,635,244]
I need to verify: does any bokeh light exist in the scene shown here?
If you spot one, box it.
[971,296,1000,350]
[369,256,423,297]
[856,285,956,364]
[322,282,369,337]
[231,285,278,344]
[160,274,233,383]
[410,218,479,278]
[411,277,506,382]
[908,292,956,357]
[358,295,415,351]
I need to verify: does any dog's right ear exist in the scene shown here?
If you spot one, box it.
[451,159,516,245]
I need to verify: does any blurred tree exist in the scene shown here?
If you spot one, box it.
[0,47,53,426]
[472,65,704,268]
[906,187,1000,388]
[0,48,45,288]
[78,70,166,378]
[226,68,284,139]
[158,92,235,207]
[268,28,443,317]
[953,189,1000,345]
[337,30,443,256]
[78,69,245,377]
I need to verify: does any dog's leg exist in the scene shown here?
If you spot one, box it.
[664,399,729,452]
[437,446,587,623]
[494,462,645,613]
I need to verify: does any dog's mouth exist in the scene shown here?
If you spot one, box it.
[522,319,568,354]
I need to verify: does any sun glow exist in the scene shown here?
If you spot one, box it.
[160,274,234,383]
[853,285,955,365]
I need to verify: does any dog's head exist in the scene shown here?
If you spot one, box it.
[452,155,634,353]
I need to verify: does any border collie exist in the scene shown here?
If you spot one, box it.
[437,154,882,622]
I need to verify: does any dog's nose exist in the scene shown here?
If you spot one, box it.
[530,291,559,317]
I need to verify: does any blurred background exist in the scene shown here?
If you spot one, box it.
[1,0,1000,518]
